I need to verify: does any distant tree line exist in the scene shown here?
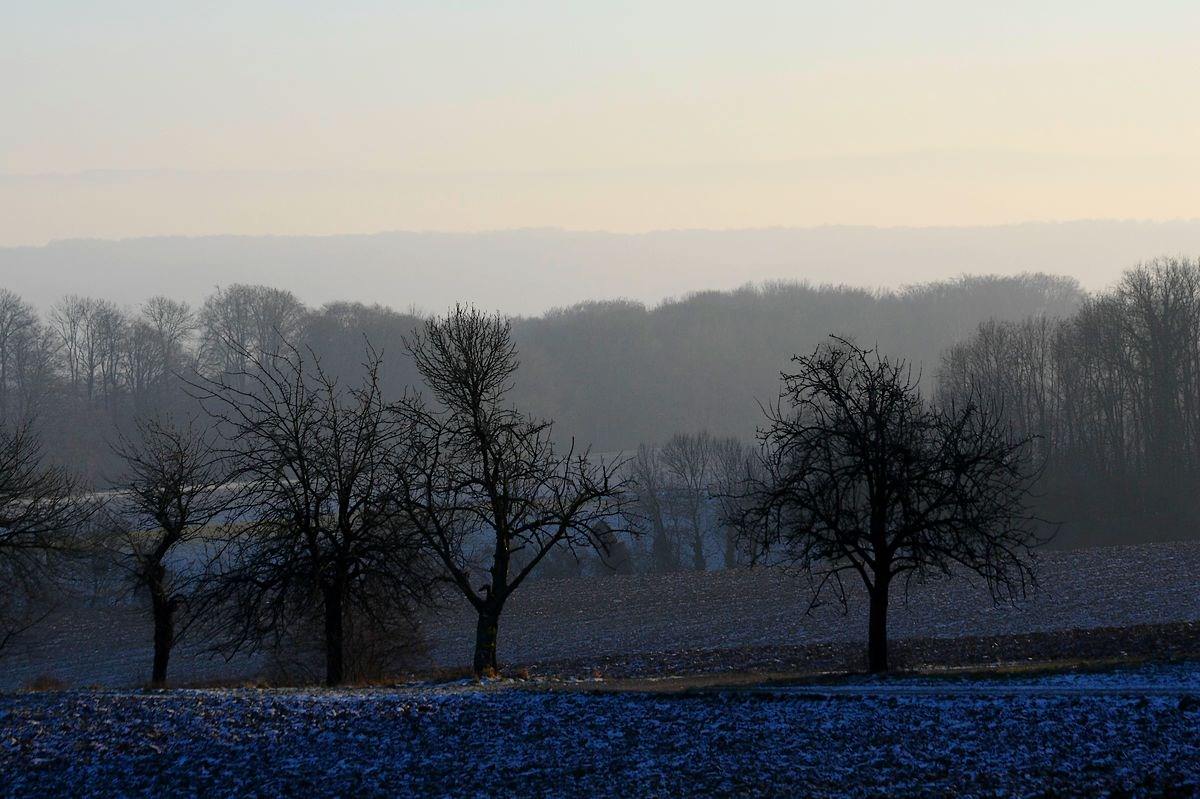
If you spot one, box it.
[627,432,754,573]
[940,257,1200,546]
[0,274,1081,485]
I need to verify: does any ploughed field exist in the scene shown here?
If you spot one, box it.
[4,541,1200,689]
[3,664,1199,797]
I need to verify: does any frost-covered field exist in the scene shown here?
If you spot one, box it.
[3,663,1199,798]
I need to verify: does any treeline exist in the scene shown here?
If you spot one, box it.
[940,256,1200,547]
[1,310,1045,683]
[0,274,1082,484]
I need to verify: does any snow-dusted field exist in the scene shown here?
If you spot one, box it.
[3,663,1199,798]
[3,541,1199,689]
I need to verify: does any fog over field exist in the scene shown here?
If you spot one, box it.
[5,220,1200,315]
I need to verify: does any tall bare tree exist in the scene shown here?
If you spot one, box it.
[108,416,236,685]
[393,305,630,676]
[191,338,431,685]
[743,337,1043,673]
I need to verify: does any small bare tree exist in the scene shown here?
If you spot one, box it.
[741,337,1044,673]
[191,338,432,686]
[108,416,235,685]
[393,305,630,676]
[0,420,89,653]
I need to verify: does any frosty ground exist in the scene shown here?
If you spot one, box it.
[3,663,1199,798]
[4,543,1200,796]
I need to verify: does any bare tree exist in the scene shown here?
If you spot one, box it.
[0,420,89,653]
[199,284,305,382]
[627,444,679,572]
[191,338,431,686]
[661,431,714,571]
[50,295,89,399]
[91,300,127,408]
[710,435,756,569]
[122,297,196,407]
[107,415,235,685]
[0,291,39,422]
[742,337,1043,673]
[393,305,630,676]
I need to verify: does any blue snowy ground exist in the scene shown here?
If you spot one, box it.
[3,663,1199,798]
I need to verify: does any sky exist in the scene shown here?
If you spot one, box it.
[3,1,1200,247]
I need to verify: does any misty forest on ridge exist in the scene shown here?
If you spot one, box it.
[4,260,1200,555]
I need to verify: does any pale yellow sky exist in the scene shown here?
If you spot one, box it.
[3,2,1199,246]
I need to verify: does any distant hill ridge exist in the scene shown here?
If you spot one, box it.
[3,220,1199,315]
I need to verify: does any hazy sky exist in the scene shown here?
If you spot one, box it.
[3,2,1199,247]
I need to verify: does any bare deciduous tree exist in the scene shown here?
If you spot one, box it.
[627,444,679,573]
[742,337,1043,673]
[393,305,630,676]
[0,292,33,418]
[661,431,714,571]
[191,338,431,686]
[710,435,756,569]
[107,415,235,685]
[199,284,305,383]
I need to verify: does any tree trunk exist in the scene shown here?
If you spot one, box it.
[150,588,174,686]
[867,580,890,674]
[724,528,737,570]
[473,608,500,676]
[323,586,345,687]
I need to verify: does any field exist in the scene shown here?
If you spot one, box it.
[3,663,1199,797]
[4,541,1199,688]
[3,541,1199,796]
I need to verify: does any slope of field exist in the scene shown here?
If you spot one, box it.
[2,542,1198,689]
[424,541,1200,669]
[4,663,1199,797]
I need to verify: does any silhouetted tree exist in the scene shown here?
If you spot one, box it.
[743,337,1043,673]
[392,305,630,675]
[107,415,235,685]
[191,338,431,686]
